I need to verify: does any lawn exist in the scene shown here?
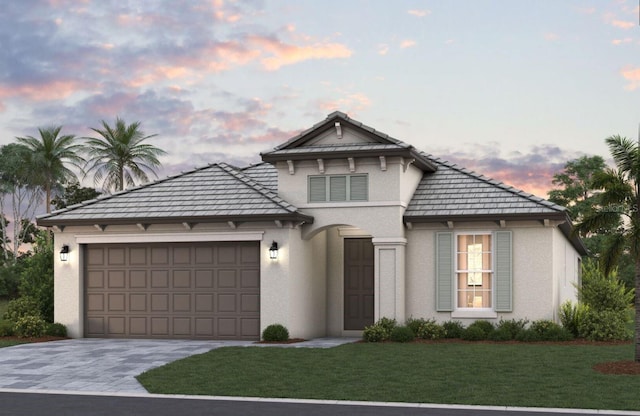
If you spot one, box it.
[137,342,640,411]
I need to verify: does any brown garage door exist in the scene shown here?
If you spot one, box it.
[84,242,260,340]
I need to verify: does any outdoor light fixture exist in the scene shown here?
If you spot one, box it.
[60,245,70,262]
[269,241,278,260]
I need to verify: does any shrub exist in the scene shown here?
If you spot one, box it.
[515,329,542,342]
[14,315,47,338]
[495,318,528,340]
[390,326,415,343]
[578,309,631,341]
[261,323,289,342]
[0,320,14,336]
[442,320,465,338]
[3,296,40,322]
[579,259,633,313]
[363,323,388,342]
[377,317,397,334]
[461,325,486,341]
[466,320,495,338]
[18,233,54,322]
[405,317,426,335]
[488,326,515,342]
[414,319,446,340]
[530,320,573,341]
[0,263,23,299]
[46,322,67,337]
[363,317,398,342]
[559,301,587,338]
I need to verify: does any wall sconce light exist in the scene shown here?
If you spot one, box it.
[269,241,278,260]
[60,245,70,262]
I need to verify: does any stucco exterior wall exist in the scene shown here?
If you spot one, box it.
[405,221,571,325]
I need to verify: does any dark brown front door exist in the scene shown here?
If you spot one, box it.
[344,238,374,330]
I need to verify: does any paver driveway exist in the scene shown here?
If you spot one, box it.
[0,338,356,393]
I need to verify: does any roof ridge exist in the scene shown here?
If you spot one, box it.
[420,152,566,212]
[217,162,298,213]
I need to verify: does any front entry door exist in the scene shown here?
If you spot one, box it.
[344,238,374,330]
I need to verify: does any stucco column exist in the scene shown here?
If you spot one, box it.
[372,238,407,324]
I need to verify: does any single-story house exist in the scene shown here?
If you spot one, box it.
[37,111,586,340]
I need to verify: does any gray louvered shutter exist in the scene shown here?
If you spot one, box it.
[494,231,513,312]
[309,176,327,202]
[330,176,347,201]
[436,232,454,311]
[349,175,368,201]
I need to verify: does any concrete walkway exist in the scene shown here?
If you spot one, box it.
[0,338,359,393]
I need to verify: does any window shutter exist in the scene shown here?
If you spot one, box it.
[436,232,454,311]
[494,230,513,312]
[309,176,327,202]
[349,175,368,201]
[330,176,347,201]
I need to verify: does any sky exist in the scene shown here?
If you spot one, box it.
[1,0,639,204]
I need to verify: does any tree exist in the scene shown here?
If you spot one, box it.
[0,143,41,263]
[16,126,85,214]
[576,135,640,361]
[548,155,607,223]
[548,155,635,288]
[84,118,165,192]
[51,183,101,210]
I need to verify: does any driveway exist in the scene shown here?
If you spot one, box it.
[0,338,357,393]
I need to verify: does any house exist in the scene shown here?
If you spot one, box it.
[37,112,587,340]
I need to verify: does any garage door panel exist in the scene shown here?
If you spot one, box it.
[108,248,126,265]
[108,271,126,288]
[85,242,260,340]
[108,294,126,312]
[151,271,169,288]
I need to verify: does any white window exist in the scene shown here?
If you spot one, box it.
[456,233,492,309]
[308,174,368,202]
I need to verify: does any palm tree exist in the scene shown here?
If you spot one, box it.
[84,118,166,192]
[16,126,85,214]
[576,135,640,361]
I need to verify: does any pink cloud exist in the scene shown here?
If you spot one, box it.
[247,35,352,70]
[621,66,640,90]
[377,44,389,55]
[0,80,87,101]
[400,39,416,49]
[543,32,559,41]
[408,9,431,17]
[317,92,371,116]
[604,12,635,29]
[612,38,633,45]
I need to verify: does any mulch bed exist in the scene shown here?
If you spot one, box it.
[593,361,640,375]
[255,338,306,344]
[1,336,68,343]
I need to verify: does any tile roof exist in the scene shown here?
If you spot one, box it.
[37,163,311,226]
[404,153,567,219]
[241,162,277,191]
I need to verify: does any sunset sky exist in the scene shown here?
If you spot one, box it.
[1,0,639,203]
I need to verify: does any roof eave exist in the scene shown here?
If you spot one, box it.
[403,211,588,256]
[37,212,315,228]
[262,148,436,172]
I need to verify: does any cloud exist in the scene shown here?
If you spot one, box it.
[248,34,352,71]
[603,12,635,29]
[377,44,389,55]
[400,39,417,49]
[316,92,372,116]
[433,143,586,197]
[612,38,633,45]
[408,9,431,17]
[620,66,640,90]
[543,32,559,41]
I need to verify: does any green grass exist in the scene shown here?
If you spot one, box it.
[137,342,640,411]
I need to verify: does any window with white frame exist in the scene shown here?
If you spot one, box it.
[456,233,492,309]
[308,174,368,202]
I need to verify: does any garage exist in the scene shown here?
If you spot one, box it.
[84,241,260,340]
